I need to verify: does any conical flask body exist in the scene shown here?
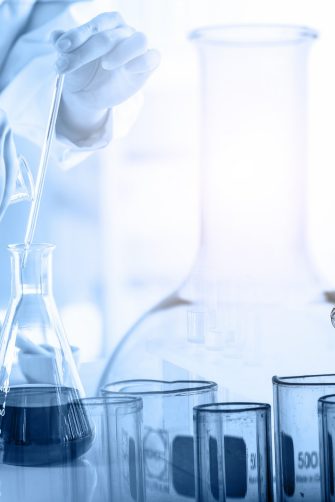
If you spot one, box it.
[0,244,93,466]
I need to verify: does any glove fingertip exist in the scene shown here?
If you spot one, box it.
[49,30,65,44]
[101,58,118,71]
[125,49,161,74]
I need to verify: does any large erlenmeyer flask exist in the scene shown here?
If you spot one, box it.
[100,25,335,402]
[0,244,93,466]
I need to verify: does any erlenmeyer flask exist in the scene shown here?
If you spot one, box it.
[9,156,34,204]
[100,25,335,402]
[0,105,35,215]
[0,154,34,215]
[0,243,93,466]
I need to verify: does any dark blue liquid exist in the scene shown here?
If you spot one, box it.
[0,386,94,467]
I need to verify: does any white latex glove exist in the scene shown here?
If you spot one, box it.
[52,12,160,144]
[0,109,19,220]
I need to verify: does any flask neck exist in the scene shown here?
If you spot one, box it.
[9,244,54,297]
[191,28,317,297]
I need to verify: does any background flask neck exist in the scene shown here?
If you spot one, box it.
[9,244,54,297]
[190,26,317,300]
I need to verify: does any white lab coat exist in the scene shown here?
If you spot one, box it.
[0,0,126,345]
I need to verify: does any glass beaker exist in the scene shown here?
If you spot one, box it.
[318,394,335,502]
[74,396,145,502]
[0,243,93,467]
[102,379,218,502]
[273,374,335,501]
[100,25,329,403]
[0,395,144,502]
[193,402,273,501]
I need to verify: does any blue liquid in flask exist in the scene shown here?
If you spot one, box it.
[0,386,94,467]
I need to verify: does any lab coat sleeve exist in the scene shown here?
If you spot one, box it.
[53,107,114,169]
[54,91,143,169]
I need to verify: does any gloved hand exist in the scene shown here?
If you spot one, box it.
[52,12,160,142]
[0,110,19,220]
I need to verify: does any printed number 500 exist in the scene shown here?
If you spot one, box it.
[298,451,318,469]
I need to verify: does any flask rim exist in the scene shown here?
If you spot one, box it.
[102,379,218,396]
[189,24,318,47]
[194,402,270,414]
[273,374,335,387]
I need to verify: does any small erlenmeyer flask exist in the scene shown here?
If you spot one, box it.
[0,154,34,214]
[0,243,93,467]
[0,106,35,216]
[9,156,34,205]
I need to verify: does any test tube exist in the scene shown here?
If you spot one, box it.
[193,402,273,502]
[187,308,208,343]
[318,394,335,501]
[273,374,335,501]
[102,379,218,502]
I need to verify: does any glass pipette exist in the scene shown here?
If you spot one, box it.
[19,73,64,355]
[23,73,65,250]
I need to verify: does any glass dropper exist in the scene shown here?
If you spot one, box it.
[23,73,65,250]
[19,73,64,355]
